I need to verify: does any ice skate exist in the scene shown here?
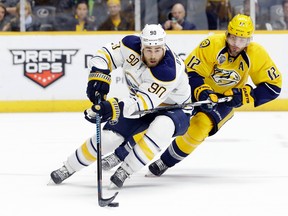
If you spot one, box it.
[109,166,130,188]
[102,153,121,171]
[147,158,168,177]
[50,165,75,184]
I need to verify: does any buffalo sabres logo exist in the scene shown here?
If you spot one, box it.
[200,39,210,48]
[217,54,226,65]
[124,71,140,95]
[211,66,240,86]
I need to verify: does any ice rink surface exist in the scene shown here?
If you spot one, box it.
[1,111,288,216]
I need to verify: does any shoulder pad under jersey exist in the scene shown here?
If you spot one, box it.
[150,48,176,82]
[122,35,141,55]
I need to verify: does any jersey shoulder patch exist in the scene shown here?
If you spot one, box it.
[200,39,210,48]
[200,34,226,48]
[150,48,176,82]
[122,35,141,55]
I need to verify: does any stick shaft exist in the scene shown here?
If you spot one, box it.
[132,97,232,116]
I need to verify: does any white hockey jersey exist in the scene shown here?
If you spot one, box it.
[89,35,191,118]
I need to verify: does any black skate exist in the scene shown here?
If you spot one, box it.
[110,166,130,188]
[148,159,168,176]
[50,165,74,184]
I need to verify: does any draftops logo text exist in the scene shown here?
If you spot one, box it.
[10,49,78,88]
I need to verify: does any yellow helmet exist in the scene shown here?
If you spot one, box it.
[227,14,254,38]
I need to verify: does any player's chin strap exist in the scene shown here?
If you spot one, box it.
[131,96,232,116]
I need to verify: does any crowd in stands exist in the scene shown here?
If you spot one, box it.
[0,0,287,31]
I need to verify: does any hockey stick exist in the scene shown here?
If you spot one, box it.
[95,95,119,207]
[132,96,232,116]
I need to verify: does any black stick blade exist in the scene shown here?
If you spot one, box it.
[98,192,119,207]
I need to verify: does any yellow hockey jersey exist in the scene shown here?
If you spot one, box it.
[184,33,282,107]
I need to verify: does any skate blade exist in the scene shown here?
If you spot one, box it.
[47,178,56,186]
[144,170,158,178]
[108,182,120,190]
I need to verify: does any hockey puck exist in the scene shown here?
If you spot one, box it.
[108,202,119,207]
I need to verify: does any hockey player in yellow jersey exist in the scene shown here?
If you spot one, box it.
[50,24,192,187]
[147,14,282,176]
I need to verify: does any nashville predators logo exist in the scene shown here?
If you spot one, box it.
[211,67,240,86]
[200,39,210,48]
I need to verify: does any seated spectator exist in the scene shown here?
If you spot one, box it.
[162,3,196,30]
[1,0,17,19]
[53,1,95,31]
[1,0,33,20]
[2,0,40,31]
[74,1,97,31]
[98,0,134,31]
[0,3,10,30]
[157,0,187,25]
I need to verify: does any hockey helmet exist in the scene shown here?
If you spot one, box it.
[140,24,166,48]
[227,14,254,38]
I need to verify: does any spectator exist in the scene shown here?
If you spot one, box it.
[1,0,20,18]
[98,0,134,30]
[54,0,97,31]
[0,3,9,30]
[157,0,187,25]
[162,3,196,30]
[63,1,97,31]
[2,0,40,31]
[206,0,233,30]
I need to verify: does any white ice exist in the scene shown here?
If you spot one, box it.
[1,111,288,216]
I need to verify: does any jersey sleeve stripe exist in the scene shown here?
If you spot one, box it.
[102,47,117,69]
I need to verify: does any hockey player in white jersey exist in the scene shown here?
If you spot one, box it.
[50,24,191,187]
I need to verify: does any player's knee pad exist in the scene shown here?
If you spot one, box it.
[145,115,175,150]
[129,116,175,168]
[176,112,213,154]
[161,109,190,136]
[91,130,124,155]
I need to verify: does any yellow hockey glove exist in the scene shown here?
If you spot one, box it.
[194,84,218,112]
[223,84,254,108]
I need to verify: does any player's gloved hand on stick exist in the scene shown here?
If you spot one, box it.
[86,66,111,103]
[84,98,121,123]
[223,84,254,108]
[194,84,218,112]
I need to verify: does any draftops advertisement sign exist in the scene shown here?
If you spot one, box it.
[10,49,78,88]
